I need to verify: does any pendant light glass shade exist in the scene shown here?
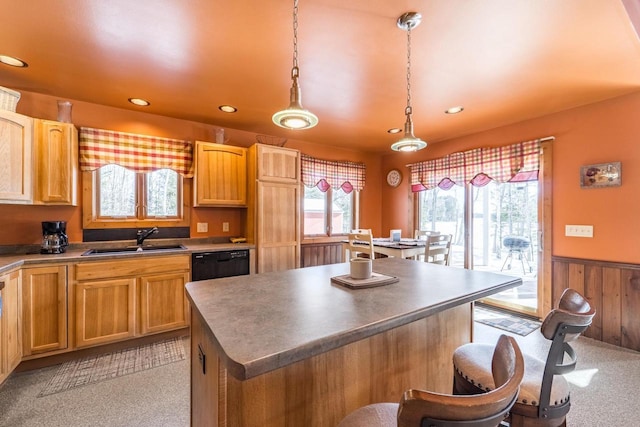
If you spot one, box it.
[272,66,318,129]
[273,0,318,130]
[391,12,426,152]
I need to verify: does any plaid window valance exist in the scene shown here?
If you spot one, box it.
[408,139,540,192]
[79,127,193,177]
[301,154,366,193]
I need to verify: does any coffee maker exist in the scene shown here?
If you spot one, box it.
[41,221,69,254]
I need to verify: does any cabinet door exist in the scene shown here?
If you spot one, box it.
[139,272,189,334]
[256,182,300,273]
[75,278,136,347]
[22,266,67,355]
[194,142,247,206]
[0,110,33,203]
[75,278,136,348]
[34,120,78,205]
[256,144,299,183]
[1,270,22,384]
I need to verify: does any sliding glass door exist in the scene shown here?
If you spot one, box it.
[417,179,541,315]
[471,180,538,313]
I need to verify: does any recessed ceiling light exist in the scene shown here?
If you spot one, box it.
[387,128,402,134]
[0,55,28,68]
[218,105,238,113]
[445,106,464,114]
[128,98,150,106]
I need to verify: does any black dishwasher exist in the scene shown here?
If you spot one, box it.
[191,250,250,281]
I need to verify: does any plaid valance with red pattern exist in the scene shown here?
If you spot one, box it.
[79,127,193,177]
[301,154,366,193]
[409,139,540,192]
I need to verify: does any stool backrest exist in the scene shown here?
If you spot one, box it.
[398,335,524,427]
[536,288,595,419]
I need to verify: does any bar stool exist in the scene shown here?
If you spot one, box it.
[337,335,524,427]
[453,289,595,427]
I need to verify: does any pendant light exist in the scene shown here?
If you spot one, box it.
[272,0,318,130]
[391,12,427,152]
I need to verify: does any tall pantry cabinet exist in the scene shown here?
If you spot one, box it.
[247,144,300,273]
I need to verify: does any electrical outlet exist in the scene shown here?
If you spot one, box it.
[196,222,208,233]
[222,222,229,232]
[565,225,593,238]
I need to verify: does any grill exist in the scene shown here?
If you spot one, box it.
[503,236,530,251]
[501,236,532,273]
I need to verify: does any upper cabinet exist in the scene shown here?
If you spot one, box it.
[0,114,78,206]
[34,120,78,205]
[193,141,247,207]
[254,144,300,183]
[0,110,33,203]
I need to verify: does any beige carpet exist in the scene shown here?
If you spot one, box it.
[38,337,186,397]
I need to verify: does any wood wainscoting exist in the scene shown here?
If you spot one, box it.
[553,256,640,351]
[301,242,343,267]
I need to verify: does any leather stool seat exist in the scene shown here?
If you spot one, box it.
[337,403,398,427]
[453,343,570,407]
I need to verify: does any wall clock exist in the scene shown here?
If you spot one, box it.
[386,169,402,187]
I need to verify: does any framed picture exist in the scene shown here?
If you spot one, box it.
[580,162,621,188]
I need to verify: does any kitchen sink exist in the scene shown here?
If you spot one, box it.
[81,244,187,256]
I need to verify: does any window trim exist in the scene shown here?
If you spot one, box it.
[82,170,190,229]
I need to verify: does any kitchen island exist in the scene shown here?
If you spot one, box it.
[186,257,521,427]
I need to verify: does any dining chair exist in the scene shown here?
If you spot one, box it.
[351,228,372,235]
[345,231,374,260]
[424,234,453,265]
[337,334,525,427]
[414,229,440,240]
[453,289,595,427]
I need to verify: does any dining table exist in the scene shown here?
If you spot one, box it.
[342,237,427,260]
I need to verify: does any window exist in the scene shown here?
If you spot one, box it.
[97,165,180,219]
[79,127,193,229]
[300,154,365,237]
[303,185,355,236]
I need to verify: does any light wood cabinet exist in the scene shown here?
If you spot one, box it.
[75,277,136,348]
[21,265,68,356]
[138,271,189,335]
[0,110,33,204]
[34,120,78,205]
[193,141,247,206]
[254,143,299,183]
[74,255,190,348]
[248,144,300,273]
[1,270,22,385]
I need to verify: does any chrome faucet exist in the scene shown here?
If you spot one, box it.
[136,227,159,246]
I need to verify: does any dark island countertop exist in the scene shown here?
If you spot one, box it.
[185,257,521,381]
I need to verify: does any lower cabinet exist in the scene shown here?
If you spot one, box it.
[74,255,190,349]
[1,270,22,384]
[139,272,190,335]
[75,277,136,348]
[21,265,68,356]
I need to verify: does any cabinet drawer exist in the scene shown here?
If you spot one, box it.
[75,255,190,281]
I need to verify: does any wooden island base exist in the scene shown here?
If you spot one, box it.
[191,304,471,427]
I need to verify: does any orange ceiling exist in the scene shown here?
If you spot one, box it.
[2,0,640,152]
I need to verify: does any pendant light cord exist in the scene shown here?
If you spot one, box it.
[291,0,299,77]
[405,24,413,116]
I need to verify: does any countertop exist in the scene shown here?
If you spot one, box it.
[0,240,255,275]
[185,257,521,381]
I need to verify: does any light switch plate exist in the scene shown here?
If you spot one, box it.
[565,225,593,238]
[197,222,208,233]
[222,222,229,232]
